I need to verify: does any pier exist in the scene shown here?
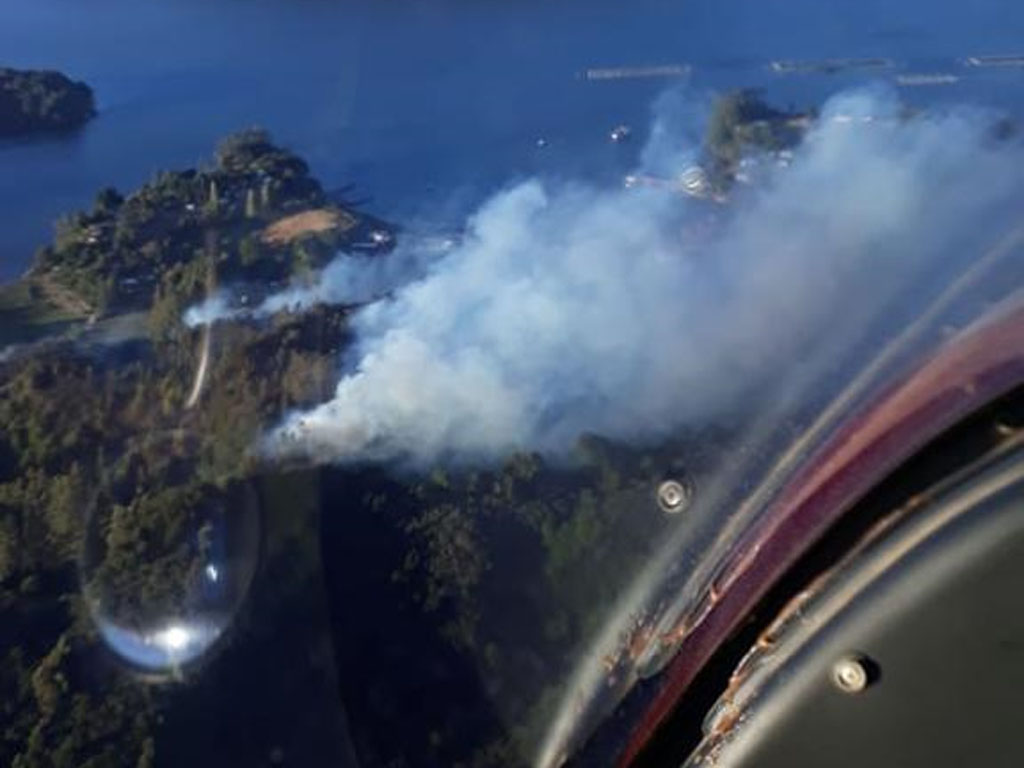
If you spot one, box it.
[584,64,690,81]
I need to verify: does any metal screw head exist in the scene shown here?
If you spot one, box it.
[657,479,692,514]
[832,655,870,694]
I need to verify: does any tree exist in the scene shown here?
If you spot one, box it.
[399,503,489,648]
[245,187,257,219]
[30,635,69,720]
[136,738,155,768]
[0,513,18,582]
[45,466,84,561]
[93,187,124,215]
[53,213,85,252]
[260,178,273,210]
[215,127,272,171]
[238,235,262,268]
[706,90,786,159]
[146,283,185,343]
[291,242,314,278]
[205,179,219,217]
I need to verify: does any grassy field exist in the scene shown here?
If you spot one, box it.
[0,279,86,346]
[261,206,356,246]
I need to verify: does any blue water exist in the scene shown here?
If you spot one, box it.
[2,0,1023,279]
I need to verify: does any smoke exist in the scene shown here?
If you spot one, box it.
[183,244,441,327]
[197,86,1024,466]
[638,86,709,174]
[184,292,233,328]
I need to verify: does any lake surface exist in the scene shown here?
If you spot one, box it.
[2,0,1024,280]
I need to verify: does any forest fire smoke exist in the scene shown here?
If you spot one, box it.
[245,87,1024,467]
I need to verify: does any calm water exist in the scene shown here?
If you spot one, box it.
[2,0,1023,279]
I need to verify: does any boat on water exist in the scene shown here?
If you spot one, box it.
[770,57,893,74]
[895,73,960,86]
[609,125,632,143]
[584,64,689,81]
[964,54,1024,67]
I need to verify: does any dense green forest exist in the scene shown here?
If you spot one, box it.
[0,319,712,766]
[0,296,358,766]
[0,131,380,766]
[24,127,368,323]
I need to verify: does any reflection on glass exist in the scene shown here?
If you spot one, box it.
[98,620,219,671]
[81,481,260,675]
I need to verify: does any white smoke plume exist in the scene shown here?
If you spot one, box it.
[204,86,1024,466]
[183,245,441,327]
[183,292,233,328]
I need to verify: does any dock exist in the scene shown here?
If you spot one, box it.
[584,64,690,81]
[770,57,893,75]
[964,55,1024,68]
[895,73,960,86]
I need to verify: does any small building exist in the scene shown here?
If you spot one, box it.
[679,166,709,197]
[609,124,632,143]
[83,224,103,245]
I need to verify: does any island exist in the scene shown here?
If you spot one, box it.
[0,128,684,768]
[703,89,812,190]
[769,57,893,75]
[622,91,811,200]
[2,127,391,349]
[0,67,96,136]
